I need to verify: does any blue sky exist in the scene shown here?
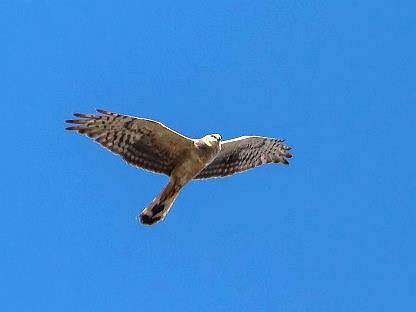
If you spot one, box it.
[1,0,415,311]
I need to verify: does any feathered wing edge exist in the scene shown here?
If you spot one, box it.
[194,136,292,179]
[65,109,194,176]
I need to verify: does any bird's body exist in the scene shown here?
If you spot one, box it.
[141,135,221,224]
[66,109,292,225]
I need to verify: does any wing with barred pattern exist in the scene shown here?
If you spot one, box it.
[65,109,194,176]
[194,136,292,179]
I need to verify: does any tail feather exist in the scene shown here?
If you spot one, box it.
[139,180,181,225]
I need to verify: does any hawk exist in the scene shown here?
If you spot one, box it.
[66,109,292,225]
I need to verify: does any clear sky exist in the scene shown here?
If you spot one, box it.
[1,1,415,311]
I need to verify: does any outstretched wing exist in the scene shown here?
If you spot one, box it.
[65,109,194,175]
[195,136,292,179]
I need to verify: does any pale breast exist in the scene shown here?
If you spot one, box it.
[170,143,220,184]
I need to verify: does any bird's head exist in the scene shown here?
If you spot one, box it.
[210,134,222,142]
[201,133,222,147]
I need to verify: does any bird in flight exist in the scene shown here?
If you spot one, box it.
[66,109,292,225]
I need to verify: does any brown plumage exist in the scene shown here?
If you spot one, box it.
[66,109,292,225]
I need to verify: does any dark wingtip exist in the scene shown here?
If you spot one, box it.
[96,108,114,115]
[65,126,79,131]
[65,119,86,124]
[73,112,95,118]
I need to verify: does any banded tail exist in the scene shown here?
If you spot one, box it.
[139,179,182,225]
